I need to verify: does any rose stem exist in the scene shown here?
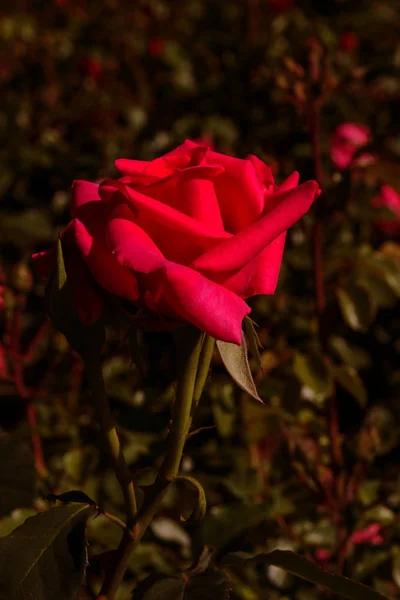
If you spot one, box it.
[85,355,137,530]
[191,335,215,414]
[98,327,205,600]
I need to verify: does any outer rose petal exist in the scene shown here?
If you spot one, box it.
[192,181,319,273]
[33,228,103,326]
[106,204,167,274]
[70,218,139,301]
[276,171,299,193]
[195,232,286,297]
[244,233,286,296]
[151,262,251,344]
[70,180,101,218]
[247,155,275,188]
[62,223,105,325]
[33,247,56,278]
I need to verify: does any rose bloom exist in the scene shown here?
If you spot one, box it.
[372,184,400,234]
[34,140,319,344]
[330,123,370,170]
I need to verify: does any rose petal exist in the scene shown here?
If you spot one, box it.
[244,233,286,296]
[100,179,231,264]
[70,180,101,218]
[106,203,167,274]
[330,141,356,170]
[32,247,56,278]
[115,154,190,183]
[151,262,251,344]
[165,138,204,157]
[334,123,370,147]
[247,155,275,188]
[62,223,104,325]
[192,181,319,273]
[205,151,265,232]
[276,171,300,193]
[70,218,139,301]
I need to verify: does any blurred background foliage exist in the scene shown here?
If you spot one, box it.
[1,0,400,598]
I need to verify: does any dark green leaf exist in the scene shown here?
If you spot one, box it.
[0,503,94,600]
[133,576,185,600]
[329,336,371,369]
[47,491,97,507]
[0,431,35,517]
[195,503,265,552]
[293,352,332,402]
[133,564,230,599]
[216,337,262,402]
[336,285,377,332]
[330,365,367,407]
[227,550,389,600]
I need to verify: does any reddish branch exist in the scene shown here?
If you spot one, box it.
[8,294,47,476]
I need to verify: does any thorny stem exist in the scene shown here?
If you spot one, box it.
[98,327,205,600]
[85,355,137,530]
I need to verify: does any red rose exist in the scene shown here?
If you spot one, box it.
[34,140,319,344]
[330,122,370,170]
[372,184,400,235]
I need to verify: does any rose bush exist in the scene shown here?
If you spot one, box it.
[34,140,319,344]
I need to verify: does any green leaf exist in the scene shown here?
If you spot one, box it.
[0,509,37,538]
[356,273,397,309]
[133,576,185,600]
[47,490,97,507]
[329,336,371,369]
[0,503,94,600]
[172,475,207,522]
[330,365,367,407]
[336,285,377,332]
[216,337,262,402]
[0,431,35,517]
[293,352,332,401]
[133,552,230,599]
[227,551,389,600]
[195,503,265,552]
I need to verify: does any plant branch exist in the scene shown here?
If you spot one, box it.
[98,327,204,599]
[85,355,137,529]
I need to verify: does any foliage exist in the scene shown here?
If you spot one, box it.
[1,0,400,599]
